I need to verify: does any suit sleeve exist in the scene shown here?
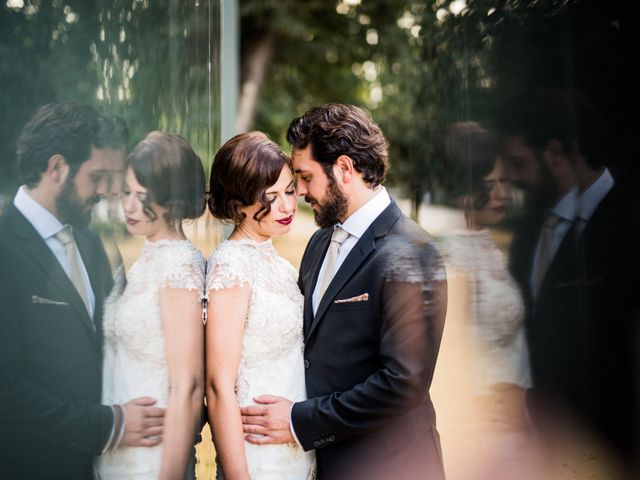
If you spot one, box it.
[292,239,448,449]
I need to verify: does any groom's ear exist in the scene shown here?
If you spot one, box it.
[335,155,355,184]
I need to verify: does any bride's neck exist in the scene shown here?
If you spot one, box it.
[229,223,270,242]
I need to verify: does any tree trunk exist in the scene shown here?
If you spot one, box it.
[235,32,275,133]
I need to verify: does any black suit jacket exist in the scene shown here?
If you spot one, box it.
[510,206,584,401]
[576,184,639,461]
[0,204,114,480]
[292,201,448,480]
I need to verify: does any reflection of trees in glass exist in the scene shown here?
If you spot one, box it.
[0,0,219,192]
[240,0,488,218]
[242,0,635,218]
[92,0,220,168]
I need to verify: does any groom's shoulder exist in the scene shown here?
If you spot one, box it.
[380,213,445,278]
[385,210,435,249]
[307,226,331,249]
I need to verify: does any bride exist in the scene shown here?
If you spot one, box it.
[205,131,314,479]
[97,131,206,479]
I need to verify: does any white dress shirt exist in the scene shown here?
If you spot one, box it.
[529,187,577,295]
[576,168,614,236]
[311,186,391,314]
[13,186,96,318]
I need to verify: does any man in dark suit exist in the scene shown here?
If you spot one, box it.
[0,102,164,479]
[572,116,639,468]
[502,92,638,470]
[501,128,582,421]
[241,103,448,479]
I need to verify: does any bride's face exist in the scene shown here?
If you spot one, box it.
[238,165,297,240]
[121,167,171,241]
[474,158,510,227]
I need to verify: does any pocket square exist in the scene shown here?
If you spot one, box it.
[32,295,69,306]
[334,293,369,304]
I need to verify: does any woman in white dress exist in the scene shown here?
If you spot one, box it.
[205,131,314,479]
[437,123,537,479]
[97,132,206,479]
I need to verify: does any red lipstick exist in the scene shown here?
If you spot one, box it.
[276,215,293,225]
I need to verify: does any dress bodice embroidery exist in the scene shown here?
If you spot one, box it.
[438,230,531,391]
[98,239,205,479]
[206,238,314,479]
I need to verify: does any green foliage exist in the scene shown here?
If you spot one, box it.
[242,0,498,216]
[0,0,219,192]
[243,0,636,215]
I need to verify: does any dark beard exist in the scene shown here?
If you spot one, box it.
[307,173,348,229]
[56,175,98,228]
[527,162,560,211]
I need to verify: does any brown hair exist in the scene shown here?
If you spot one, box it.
[443,122,500,209]
[208,131,289,223]
[286,103,388,186]
[17,102,128,188]
[127,131,206,224]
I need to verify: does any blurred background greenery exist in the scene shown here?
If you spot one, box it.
[2,0,636,219]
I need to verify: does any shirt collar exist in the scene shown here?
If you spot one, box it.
[338,186,391,239]
[550,186,578,222]
[13,185,65,240]
[577,168,614,222]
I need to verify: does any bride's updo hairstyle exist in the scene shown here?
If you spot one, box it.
[208,131,289,224]
[127,131,206,224]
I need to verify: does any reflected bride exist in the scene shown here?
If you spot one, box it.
[97,131,207,480]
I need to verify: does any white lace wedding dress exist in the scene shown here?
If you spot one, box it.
[97,239,205,479]
[206,238,314,480]
[438,230,531,392]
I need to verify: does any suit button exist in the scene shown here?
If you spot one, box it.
[304,359,310,369]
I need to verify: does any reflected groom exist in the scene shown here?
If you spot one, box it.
[241,103,447,479]
[0,102,164,479]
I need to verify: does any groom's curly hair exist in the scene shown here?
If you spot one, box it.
[286,103,388,187]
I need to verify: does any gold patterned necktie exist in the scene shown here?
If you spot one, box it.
[56,226,91,315]
[317,226,350,302]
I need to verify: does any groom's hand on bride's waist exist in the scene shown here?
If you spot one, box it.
[121,396,166,447]
[240,395,294,445]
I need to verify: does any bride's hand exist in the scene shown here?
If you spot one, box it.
[240,395,294,445]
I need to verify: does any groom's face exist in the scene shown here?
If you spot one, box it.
[57,146,126,227]
[292,145,348,228]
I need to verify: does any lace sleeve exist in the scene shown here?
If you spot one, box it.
[206,243,255,294]
[383,234,447,284]
[436,234,474,274]
[156,243,206,292]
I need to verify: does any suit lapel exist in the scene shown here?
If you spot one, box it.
[75,230,104,337]
[537,222,577,300]
[303,229,331,338]
[8,205,98,340]
[307,229,376,341]
[304,201,403,342]
[512,212,545,301]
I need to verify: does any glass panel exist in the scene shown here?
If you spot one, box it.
[1,1,220,478]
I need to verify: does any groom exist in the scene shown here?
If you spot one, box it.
[0,102,165,479]
[241,103,448,479]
